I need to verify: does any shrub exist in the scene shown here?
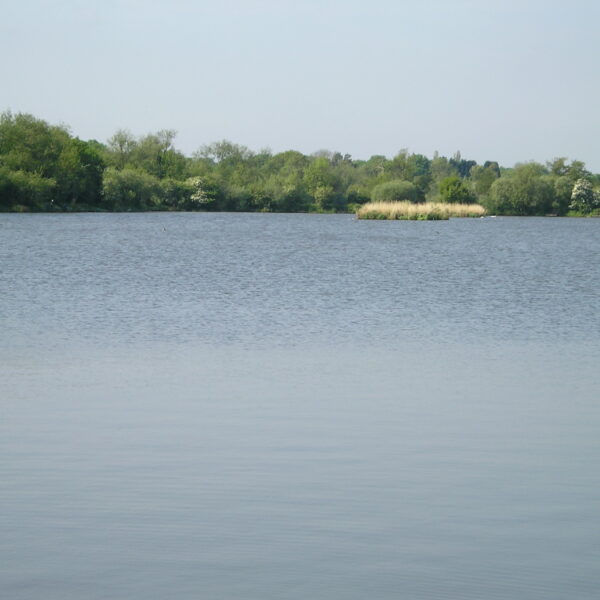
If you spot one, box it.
[569,178,599,214]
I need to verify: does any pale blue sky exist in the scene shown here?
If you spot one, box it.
[2,0,599,169]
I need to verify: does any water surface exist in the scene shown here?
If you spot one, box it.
[1,213,599,599]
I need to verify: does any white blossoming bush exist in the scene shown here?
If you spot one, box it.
[569,178,599,213]
[186,177,216,207]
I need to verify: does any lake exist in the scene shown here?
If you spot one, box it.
[1,213,599,599]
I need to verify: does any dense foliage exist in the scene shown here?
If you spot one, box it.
[1,111,599,215]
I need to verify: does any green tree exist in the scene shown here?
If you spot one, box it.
[0,111,104,210]
[130,130,186,179]
[0,166,56,211]
[55,138,105,209]
[101,167,164,211]
[387,150,431,200]
[303,157,340,211]
[106,129,137,169]
[197,140,253,164]
[469,163,499,200]
[362,155,388,178]
[0,111,70,176]
[552,176,574,215]
[346,183,370,206]
[371,180,418,203]
[428,152,458,201]
[439,175,475,203]
[449,151,477,178]
[486,163,554,215]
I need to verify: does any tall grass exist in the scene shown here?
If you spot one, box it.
[356,201,486,220]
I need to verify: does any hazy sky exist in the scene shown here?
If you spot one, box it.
[2,0,599,169]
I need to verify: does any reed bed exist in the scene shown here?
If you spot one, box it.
[356,201,486,220]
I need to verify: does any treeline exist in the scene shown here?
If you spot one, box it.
[1,111,599,215]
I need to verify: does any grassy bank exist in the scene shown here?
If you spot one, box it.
[356,201,486,220]
[567,209,600,217]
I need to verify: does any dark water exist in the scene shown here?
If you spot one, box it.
[1,213,599,599]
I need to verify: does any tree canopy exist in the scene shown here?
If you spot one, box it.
[1,111,599,215]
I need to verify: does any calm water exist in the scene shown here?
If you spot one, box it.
[1,213,599,599]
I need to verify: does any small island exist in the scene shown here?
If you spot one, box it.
[356,201,486,220]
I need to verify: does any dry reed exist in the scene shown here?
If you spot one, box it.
[356,201,486,220]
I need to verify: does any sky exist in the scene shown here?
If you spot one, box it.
[2,0,600,170]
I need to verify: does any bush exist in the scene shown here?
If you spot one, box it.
[569,178,599,214]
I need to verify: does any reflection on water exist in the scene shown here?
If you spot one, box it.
[1,214,600,599]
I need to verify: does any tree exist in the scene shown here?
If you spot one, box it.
[106,129,137,169]
[548,157,569,177]
[486,163,555,215]
[101,167,163,211]
[547,157,590,183]
[470,163,499,199]
[304,157,340,211]
[196,140,253,164]
[362,155,388,178]
[0,112,105,210]
[0,111,70,177]
[428,153,458,201]
[130,130,186,179]
[552,176,573,215]
[262,170,311,212]
[55,138,105,208]
[449,151,477,178]
[439,175,475,203]
[346,183,370,206]
[0,166,56,211]
[371,180,418,203]
[387,151,431,200]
